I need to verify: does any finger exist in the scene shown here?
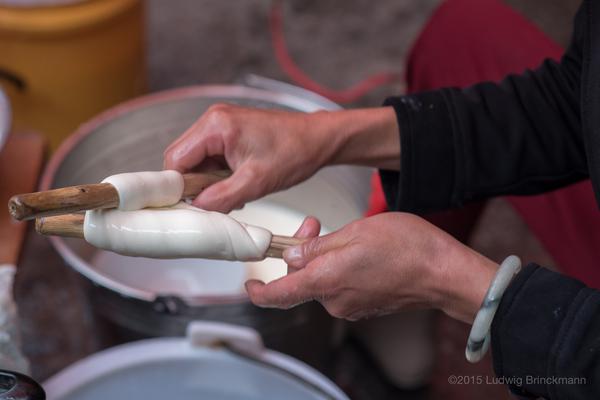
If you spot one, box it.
[192,164,262,212]
[163,105,220,157]
[293,216,321,239]
[245,268,318,308]
[164,124,196,159]
[283,230,347,269]
[188,157,228,173]
[164,129,225,173]
[163,123,201,170]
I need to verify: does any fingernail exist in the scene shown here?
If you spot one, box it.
[283,246,302,263]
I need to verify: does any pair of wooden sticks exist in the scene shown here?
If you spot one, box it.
[9,170,301,259]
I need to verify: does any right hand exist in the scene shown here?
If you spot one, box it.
[163,103,338,212]
[246,212,498,323]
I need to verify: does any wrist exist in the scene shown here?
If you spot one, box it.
[309,107,400,169]
[431,237,498,324]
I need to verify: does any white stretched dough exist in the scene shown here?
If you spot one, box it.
[231,202,331,284]
[103,170,184,211]
[83,202,272,261]
[87,202,321,297]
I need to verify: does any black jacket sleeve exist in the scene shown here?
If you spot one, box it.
[491,265,600,399]
[380,5,585,213]
[379,3,600,398]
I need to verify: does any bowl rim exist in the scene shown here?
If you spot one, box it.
[40,84,340,305]
[0,87,10,153]
[42,335,349,399]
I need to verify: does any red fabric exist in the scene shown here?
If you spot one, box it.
[367,0,600,288]
[269,0,401,103]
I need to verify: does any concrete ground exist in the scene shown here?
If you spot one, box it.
[14,0,582,398]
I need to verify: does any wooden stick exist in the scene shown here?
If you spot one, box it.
[265,235,303,259]
[9,170,232,221]
[182,170,232,197]
[35,214,303,260]
[35,214,85,238]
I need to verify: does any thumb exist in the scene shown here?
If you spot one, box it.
[293,216,321,239]
[287,216,321,274]
[283,231,344,269]
[245,265,318,308]
[192,165,262,213]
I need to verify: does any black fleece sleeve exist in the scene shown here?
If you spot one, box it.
[491,265,600,399]
[380,5,585,213]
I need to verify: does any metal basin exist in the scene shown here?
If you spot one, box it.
[40,85,372,369]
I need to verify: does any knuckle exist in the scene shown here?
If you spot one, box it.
[344,220,362,237]
[222,125,241,149]
[206,104,235,128]
[204,106,242,150]
[248,291,265,307]
[300,273,319,294]
[325,302,348,319]
[319,274,339,293]
[207,103,232,115]
[241,165,270,197]
[304,238,322,259]
[240,164,261,183]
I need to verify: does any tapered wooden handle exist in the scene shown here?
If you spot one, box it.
[9,170,232,221]
[35,214,304,259]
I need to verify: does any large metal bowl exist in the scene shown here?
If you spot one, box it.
[40,84,372,369]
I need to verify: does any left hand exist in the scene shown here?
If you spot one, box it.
[245,213,498,323]
[163,105,399,213]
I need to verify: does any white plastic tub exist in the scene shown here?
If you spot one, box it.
[44,322,349,400]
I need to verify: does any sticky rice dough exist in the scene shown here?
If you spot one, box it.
[85,171,272,261]
[102,170,184,211]
[84,202,272,261]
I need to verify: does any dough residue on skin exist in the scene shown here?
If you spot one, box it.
[103,170,184,211]
[83,202,272,261]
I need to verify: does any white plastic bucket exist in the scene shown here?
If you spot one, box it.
[43,321,349,400]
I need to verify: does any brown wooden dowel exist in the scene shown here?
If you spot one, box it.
[9,170,232,221]
[35,214,304,259]
[10,183,118,222]
[182,170,232,197]
[36,214,84,238]
[265,235,303,258]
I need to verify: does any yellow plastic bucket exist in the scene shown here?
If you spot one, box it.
[0,0,145,151]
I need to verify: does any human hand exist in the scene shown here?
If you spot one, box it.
[164,104,399,212]
[245,213,498,324]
